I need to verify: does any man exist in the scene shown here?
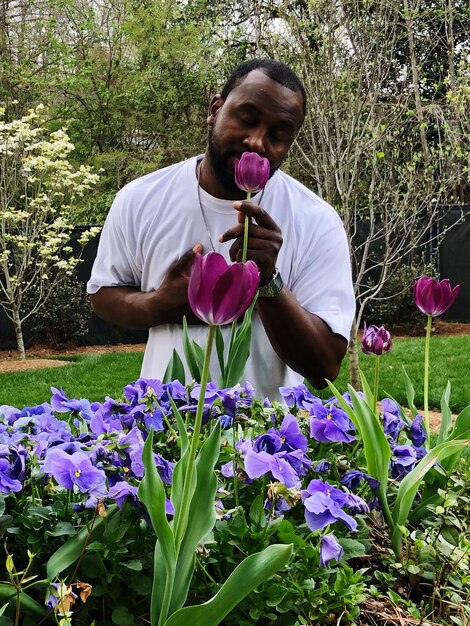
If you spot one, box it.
[87,58,355,400]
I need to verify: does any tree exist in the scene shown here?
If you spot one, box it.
[263,0,468,387]
[0,105,99,358]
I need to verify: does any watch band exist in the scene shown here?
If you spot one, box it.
[258,268,284,298]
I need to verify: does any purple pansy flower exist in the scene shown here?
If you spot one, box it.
[279,414,308,452]
[309,404,355,444]
[50,387,93,419]
[109,481,139,509]
[302,479,358,532]
[410,414,427,447]
[244,447,300,488]
[319,534,343,568]
[341,469,380,492]
[123,378,164,405]
[43,449,106,492]
[279,384,320,411]
[0,458,23,494]
[390,445,417,479]
[313,460,331,474]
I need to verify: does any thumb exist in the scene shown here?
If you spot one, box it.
[168,244,203,278]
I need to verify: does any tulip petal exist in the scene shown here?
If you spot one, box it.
[211,261,259,325]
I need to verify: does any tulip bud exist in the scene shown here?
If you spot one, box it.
[361,324,392,356]
[413,275,460,317]
[234,152,270,193]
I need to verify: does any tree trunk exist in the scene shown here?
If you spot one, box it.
[12,306,26,360]
[348,318,360,390]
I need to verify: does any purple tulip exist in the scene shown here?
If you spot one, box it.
[319,534,343,568]
[361,324,392,356]
[234,152,270,193]
[413,276,460,317]
[188,252,260,325]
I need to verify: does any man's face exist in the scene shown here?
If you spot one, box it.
[207,70,304,195]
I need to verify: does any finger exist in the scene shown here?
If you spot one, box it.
[220,223,281,244]
[168,244,202,277]
[233,200,280,231]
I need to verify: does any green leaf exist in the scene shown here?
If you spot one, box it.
[391,438,470,556]
[448,405,470,440]
[358,369,374,414]
[164,544,293,626]
[167,394,188,454]
[328,380,394,540]
[441,405,470,472]
[402,366,418,417]
[249,494,266,527]
[215,325,225,380]
[123,559,143,571]
[437,381,452,445]
[169,422,221,614]
[328,381,390,501]
[0,584,47,617]
[337,538,367,560]
[112,605,136,625]
[138,429,176,625]
[163,349,186,384]
[138,429,175,561]
[221,298,256,388]
[182,317,206,382]
[170,448,192,536]
[46,505,118,580]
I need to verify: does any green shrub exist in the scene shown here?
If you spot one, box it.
[23,273,90,347]
[363,262,436,333]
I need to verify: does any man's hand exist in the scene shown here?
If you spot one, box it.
[218,200,282,284]
[156,244,203,324]
[90,244,203,329]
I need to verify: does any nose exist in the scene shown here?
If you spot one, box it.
[242,127,266,155]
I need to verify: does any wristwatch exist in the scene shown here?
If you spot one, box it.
[258,268,284,298]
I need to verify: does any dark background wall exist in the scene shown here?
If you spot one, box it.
[0,206,468,350]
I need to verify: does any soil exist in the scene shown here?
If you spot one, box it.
[0,343,146,373]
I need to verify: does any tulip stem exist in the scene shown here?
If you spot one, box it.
[232,423,240,508]
[423,314,432,447]
[174,323,216,549]
[242,191,251,263]
[373,356,380,420]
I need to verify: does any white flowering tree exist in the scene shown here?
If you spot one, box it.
[0,105,100,359]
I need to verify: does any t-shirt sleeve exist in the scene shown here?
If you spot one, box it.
[290,220,356,341]
[86,191,142,295]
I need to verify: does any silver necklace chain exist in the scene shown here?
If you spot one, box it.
[196,159,266,253]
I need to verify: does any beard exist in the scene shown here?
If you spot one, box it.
[207,126,279,194]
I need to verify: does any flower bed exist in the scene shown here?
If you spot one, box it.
[1,375,469,625]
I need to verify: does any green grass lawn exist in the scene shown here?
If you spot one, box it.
[0,334,469,412]
[0,351,144,407]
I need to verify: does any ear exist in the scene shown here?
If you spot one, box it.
[207,94,224,126]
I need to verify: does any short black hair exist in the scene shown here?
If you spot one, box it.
[220,58,307,119]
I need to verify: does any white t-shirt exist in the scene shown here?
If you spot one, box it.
[87,156,355,400]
